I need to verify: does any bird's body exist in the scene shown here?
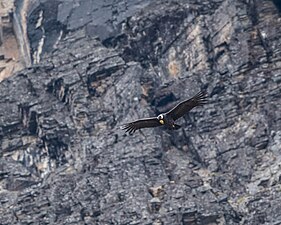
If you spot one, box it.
[157,113,181,130]
[121,90,207,134]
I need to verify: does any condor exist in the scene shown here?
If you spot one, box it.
[122,90,207,134]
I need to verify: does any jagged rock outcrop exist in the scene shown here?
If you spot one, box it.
[1,0,281,224]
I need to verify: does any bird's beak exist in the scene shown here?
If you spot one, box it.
[159,119,164,125]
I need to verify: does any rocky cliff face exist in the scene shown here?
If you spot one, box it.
[1,0,281,224]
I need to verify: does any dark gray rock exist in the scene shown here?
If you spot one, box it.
[1,0,281,224]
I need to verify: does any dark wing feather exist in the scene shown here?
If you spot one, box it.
[121,117,162,134]
[167,90,207,121]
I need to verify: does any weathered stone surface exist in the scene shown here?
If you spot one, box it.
[0,0,281,224]
[0,0,26,81]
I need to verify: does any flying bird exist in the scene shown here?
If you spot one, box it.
[121,90,207,134]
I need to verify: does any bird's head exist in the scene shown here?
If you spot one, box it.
[157,114,165,125]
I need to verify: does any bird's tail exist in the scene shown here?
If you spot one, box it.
[173,124,181,130]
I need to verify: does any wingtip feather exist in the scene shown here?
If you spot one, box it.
[120,123,137,134]
[194,90,208,105]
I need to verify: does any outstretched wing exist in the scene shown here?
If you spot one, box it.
[167,90,207,121]
[121,117,162,134]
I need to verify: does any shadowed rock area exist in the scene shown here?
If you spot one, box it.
[1,0,281,224]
